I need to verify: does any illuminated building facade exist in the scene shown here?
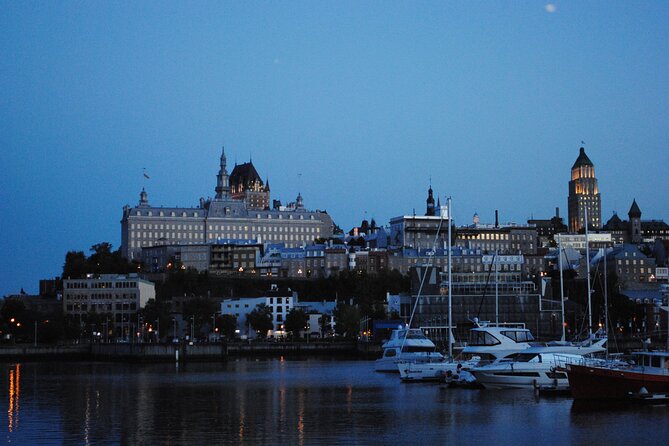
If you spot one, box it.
[121,148,334,261]
[568,147,601,232]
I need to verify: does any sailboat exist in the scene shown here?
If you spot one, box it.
[398,198,480,382]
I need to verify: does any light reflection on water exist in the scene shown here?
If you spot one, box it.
[2,358,669,445]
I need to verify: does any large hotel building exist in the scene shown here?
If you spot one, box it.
[121,148,334,261]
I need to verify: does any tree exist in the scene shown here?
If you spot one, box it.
[62,242,138,279]
[182,298,219,338]
[141,298,172,341]
[319,314,333,337]
[248,304,273,338]
[333,305,360,338]
[62,251,87,279]
[284,308,308,338]
[218,314,238,339]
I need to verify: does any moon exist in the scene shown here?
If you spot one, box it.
[545,3,557,13]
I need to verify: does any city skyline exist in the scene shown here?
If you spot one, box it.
[2,2,668,296]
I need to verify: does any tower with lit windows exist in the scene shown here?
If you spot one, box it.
[568,147,601,232]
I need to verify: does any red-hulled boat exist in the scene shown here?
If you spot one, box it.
[566,351,669,400]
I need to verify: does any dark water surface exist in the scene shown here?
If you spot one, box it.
[2,358,668,445]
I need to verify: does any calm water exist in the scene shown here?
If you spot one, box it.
[2,358,668,445]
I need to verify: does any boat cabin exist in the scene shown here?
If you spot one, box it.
[633,351,669,369]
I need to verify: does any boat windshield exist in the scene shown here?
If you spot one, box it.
[500,330,534,343]
[404,346,437,353]
[504,353,540,363]
[401,330,428,340]
[468,331,501,346]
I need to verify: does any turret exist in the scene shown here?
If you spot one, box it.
[426,185,435,216]
[215,146,231,199]
[628,199,642,243]
[139,188,149,207]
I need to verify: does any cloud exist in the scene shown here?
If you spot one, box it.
[545,3,557,13]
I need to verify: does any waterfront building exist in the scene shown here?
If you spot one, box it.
[140,239,261,274]
[406,264,561,342]
[209,239,262,275]
[389,214,450,250]
[141,244,210,273]
[568,146,602,232]
[279,248,307,278]
[555,232,612,250]
[62,274,155,338]
[324,246,348,277]
[304,244,326,278]
[602,199,669,244]
[527,207,568,246]
[593,244,657,286]
[454,223,538,255]
[221,286,297,337]
[293,300,337,337]
[121,147,334,261]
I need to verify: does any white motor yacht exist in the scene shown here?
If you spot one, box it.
[470,350,585,390]
[374,328,444,372]
[461,324,607,363]
[398,357,478,382]
[399,324,538,382]
[399,322,607,382]
[460,324,536,364]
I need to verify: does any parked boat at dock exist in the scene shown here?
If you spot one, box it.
[566,350,669,400]
[374,328,444,372]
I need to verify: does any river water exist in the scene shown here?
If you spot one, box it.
[2,358,668,445]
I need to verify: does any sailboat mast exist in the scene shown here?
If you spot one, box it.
[558,233,566,342]
[603,246,608,337]
[495,250,499,326]
[447,197,453,361]
[585,207,593,338]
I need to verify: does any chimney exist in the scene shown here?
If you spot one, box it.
[555,207,560,218]
[495,210,499,228]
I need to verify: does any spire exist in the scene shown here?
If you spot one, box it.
[628,199,641,219]
[215,146,231,200]
[572,146,594,169]
[426,183,435,216]
[139,188,149,206]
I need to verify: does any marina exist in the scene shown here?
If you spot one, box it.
[3,358,669,445]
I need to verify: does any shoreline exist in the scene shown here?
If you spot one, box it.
[0,340,378,362]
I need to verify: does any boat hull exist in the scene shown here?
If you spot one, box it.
[472,370,568,390]
[567,363,669,400]
[398,361,461,382]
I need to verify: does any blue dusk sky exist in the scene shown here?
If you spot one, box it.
[1,1,668,296]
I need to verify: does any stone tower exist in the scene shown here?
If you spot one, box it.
[628,199,642,244]
[568,147,601,232]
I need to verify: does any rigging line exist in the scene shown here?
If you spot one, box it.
[475,252,497,321]
[401,211,446,354]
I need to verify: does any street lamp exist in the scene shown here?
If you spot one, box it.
[212,312,221,341]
